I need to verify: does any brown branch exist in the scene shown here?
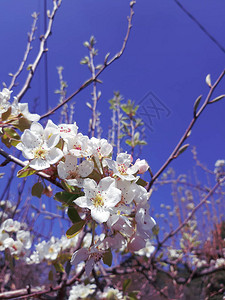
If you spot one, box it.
[147,69,225,191]
[40,1,135,120]
[16,0,62,102]
[0,268,85,299]
[8,13,39,91]
[0,147,62,189]
[151,177,225,261]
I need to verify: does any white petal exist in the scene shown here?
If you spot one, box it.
[91,207,110,223]
[29,158,50,170]
[98,177,115,192]
[47,134,60,149]
[77,160,94,177]
[71,248,88,265]
[85,257,95,276]
[105,187,121,208]
[30,122,44,135]
[21,130,41,148]
[74,196,92,208]
[46,148,64,164]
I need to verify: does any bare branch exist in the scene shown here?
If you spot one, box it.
[8,13,39,91]
[147,69,225,191]
[40,1,135,120]
[16,0,62,102]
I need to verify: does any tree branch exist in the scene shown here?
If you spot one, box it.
[40,1,135,120]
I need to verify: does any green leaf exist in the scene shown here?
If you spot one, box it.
[3,127,20,140]
[1,127,21,148]
[103,249,112,267]
[12,117,31,131]
[32,182,44,198]
[104,52,110,64]
[1,106,11,121]
[128,291,139,300]
[193,95,202,116]
[48,270,54,281]
[96,64,103,70]
[125,139,132,146]
[123,278,132,293]
[53,262,65,273]
[67,207,82,223]
[66,220,85,239]
[1,135,12,148]
[17,165,36,178]
[54,191,79,206]
[152,224,159,235]
[136,178,147,187]
[209,94,225,104]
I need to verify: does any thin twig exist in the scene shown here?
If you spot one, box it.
[40,1,135,120]
[16,0,62,102]
[0,147,62,189]
[147,69,225,191]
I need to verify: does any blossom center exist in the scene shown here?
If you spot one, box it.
[92,193,104,207]
[73,144,82,150]
[33,147,47,159]
[118,163,128,175]
[68,170,79,179]
[90,251,103,262]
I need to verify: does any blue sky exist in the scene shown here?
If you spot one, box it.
[0,0,225,234]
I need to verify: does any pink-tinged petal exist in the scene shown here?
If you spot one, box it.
[91,207,110,224]
[71,248,88,265]
[85,257,95,276]
[30,158,50,170]
[47,148,64,164]
[74,196,92,208]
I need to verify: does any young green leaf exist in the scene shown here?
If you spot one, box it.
[103,249,112,267]
[32,182,44,198]
[123,278,132,293]
[193,95,202,116]
[17,165,36,178]
[175,144,189,158]
[66,220,85,239]
[67,206,82,223]
[208,94,225,104]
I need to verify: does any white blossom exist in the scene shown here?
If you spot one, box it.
[74,177,121,224]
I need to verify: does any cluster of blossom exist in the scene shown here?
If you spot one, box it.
[0,200,17,219]
[0,88,156,276]
[0,218,32,257]
[26,232,95,265]
[13,113,156,274]
[68,284,123,300]
[214,159,225,182]
[0,88,40,125]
